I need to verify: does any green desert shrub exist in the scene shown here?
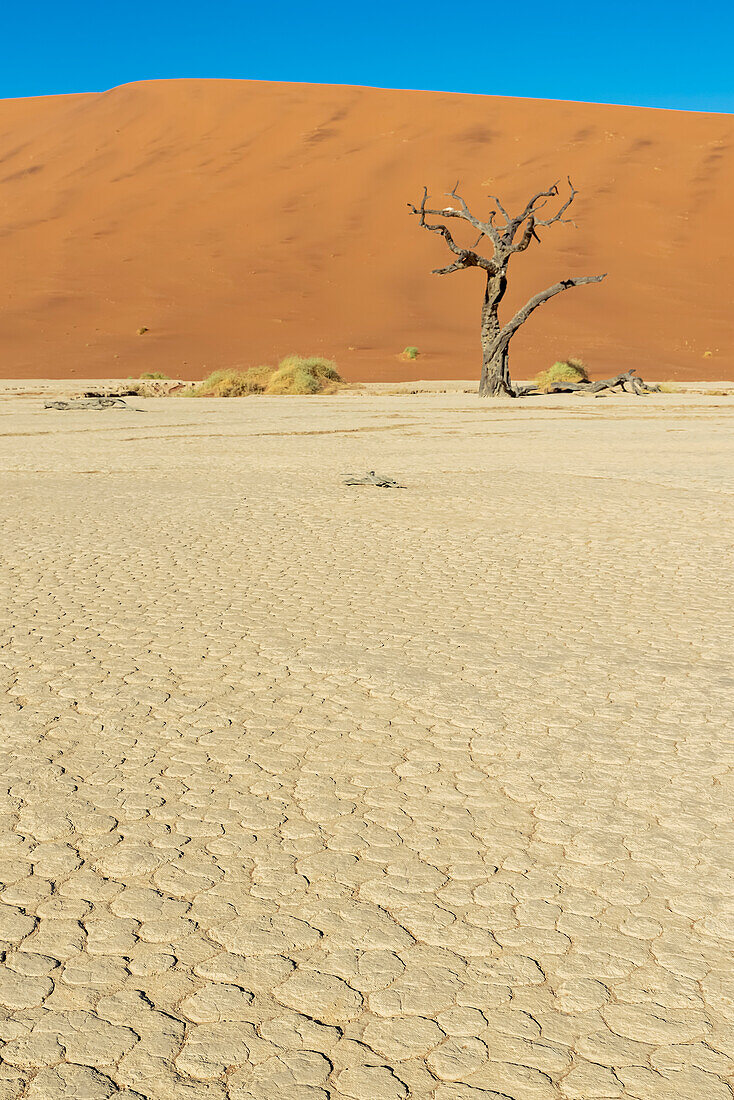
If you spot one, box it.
[265,355,342,395]
[193,357,343,397]
[140,371,169,380]
[192,367,270,397]
[535,358,589,392]
[401,346,419,360]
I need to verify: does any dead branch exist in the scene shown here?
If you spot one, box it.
[486,274,607,362]
[507,217,540,254]
[505,181,560,242]
[411,177,582,270]
[44,397,135,410]
[535,177,578,227]
[445,183,502,247]
[408,187,496,273]
[343,470,406,488]
[505,178,578,248]
[485,192,513,232]
[515,370,662,397]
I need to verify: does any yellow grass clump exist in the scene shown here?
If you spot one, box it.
[193,366,271,396]
[534,358,589,392]
[193,356,344,397]
[266,355,343,394]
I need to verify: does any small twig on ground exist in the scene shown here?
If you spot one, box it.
[44,397,144,411]
[344,470,406,488]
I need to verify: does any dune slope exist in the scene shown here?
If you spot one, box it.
[0,79,732,381]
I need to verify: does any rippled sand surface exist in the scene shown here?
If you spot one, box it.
[1,393,733,1099]
[1,79,733,383]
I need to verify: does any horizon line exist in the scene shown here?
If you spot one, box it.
[2,75,733,119]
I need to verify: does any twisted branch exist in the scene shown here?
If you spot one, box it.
[408,187,497,273]
[410,176,583,270]
[487,274,607,360]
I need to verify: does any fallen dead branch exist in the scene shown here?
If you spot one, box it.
[44,397,142,411]
[344,471,406,488]
[515,370,661,397]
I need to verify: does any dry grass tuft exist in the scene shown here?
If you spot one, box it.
[192,367,270,397]
[535,358,589,392]
[265,355,343,395]
[193,357,344,397]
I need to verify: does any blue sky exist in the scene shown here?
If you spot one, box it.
[4,0,733,113]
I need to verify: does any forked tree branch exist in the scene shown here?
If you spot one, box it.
[445,183,503,247]
[511,182,559,226]
[486,192,512,229]
[410,177,582,269]
[408,187,497,273]
[507,217,540,254]
[504,178,579,243]
[535,178,578,226]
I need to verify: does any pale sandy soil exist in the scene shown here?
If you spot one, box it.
[1,392,733,1099]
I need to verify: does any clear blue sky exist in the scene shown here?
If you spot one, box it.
[4,0,733,113]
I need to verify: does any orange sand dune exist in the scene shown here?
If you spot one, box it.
[0,79,732,382]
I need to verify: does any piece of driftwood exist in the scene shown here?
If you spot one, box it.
[82,388,140,398]
[44,397,139,410]
[515,369,661,398]
[344,470,406,488]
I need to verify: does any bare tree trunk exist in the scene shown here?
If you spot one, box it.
[479,274,606,398]
[478,271,514,397]
[479,346,512,397]
[409,180,607,398]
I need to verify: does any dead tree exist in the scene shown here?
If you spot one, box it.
[409,178,605,397]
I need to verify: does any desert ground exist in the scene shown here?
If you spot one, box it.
[1,79,733,384]
[1,388,733,1099]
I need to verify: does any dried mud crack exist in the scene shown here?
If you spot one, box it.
[0,392,732,1100]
